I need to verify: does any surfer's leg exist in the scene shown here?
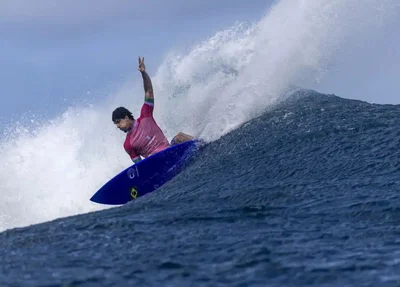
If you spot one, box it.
[171,132,194,145]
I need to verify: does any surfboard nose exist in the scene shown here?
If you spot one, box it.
[90,184,128,205]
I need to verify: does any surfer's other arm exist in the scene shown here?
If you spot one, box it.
[138,56,154,102]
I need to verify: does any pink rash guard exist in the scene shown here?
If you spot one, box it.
[123,99,170,162]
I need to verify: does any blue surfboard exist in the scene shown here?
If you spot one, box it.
[90,139,204,205]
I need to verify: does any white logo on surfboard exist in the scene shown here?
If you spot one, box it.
[127,166,139,179]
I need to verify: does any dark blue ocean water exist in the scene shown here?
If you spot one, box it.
[1,90,400,286]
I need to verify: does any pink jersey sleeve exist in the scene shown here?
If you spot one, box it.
[128,151,141,163]
[124,140,141,163]
[140,99,154,118]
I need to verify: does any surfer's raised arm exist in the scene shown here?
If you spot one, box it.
[138,56,154,102]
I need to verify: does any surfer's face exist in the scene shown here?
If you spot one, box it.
[114,116,133,132]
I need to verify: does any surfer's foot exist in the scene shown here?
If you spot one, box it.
[171,132,194,145]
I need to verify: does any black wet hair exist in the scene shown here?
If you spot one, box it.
[112,107,134,122]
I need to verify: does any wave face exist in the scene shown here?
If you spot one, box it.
[1,91,400,285]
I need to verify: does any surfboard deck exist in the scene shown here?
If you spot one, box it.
[90,139,204,205]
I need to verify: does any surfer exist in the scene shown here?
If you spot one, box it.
[112,56,193,163]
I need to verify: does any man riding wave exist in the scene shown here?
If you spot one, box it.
[112,57,193,163]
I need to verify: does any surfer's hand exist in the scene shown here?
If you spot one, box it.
[138,56,146,72]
